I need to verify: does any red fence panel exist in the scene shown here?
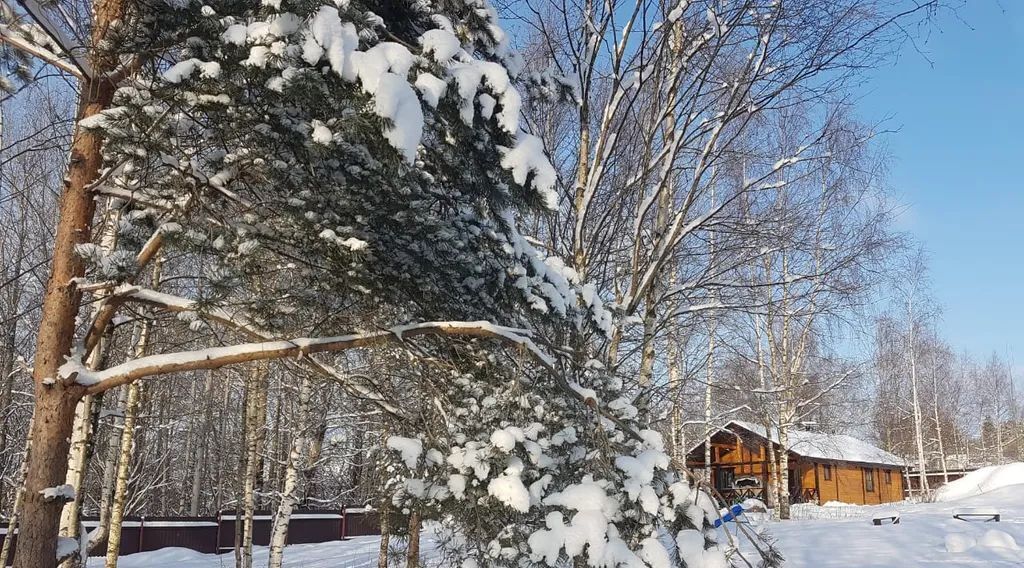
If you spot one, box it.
[0,508,380,563]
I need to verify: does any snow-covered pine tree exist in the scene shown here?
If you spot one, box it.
[84,0,582,333]
[29,0,735,565]
[386,348,732,567]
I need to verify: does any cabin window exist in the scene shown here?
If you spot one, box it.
[715,467,735,490]
[864,468,875,492]
[822,464,832,481]
[885,470,892,484]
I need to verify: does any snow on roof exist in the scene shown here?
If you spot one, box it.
[726,420,906,467]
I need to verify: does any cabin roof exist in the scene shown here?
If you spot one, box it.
[696,420,907,468]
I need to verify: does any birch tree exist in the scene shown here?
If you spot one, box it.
[890,248,936,496]
[723,106,894,517]
[517,0,939,473]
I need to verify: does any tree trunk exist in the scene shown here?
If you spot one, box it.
[189,373,215,516]
[636,309,657,424]
[268,376,285,493]
[907,312,929,496]
[59,205,120,567]
[57,394,95,567]
[931,371,948,485]
[0,488,23,568]
[90,386,128,555]
[303,415,327,503]
[406,509,421,568]
[176,380,198,514]
[0,239,25,497]
[668,337,684,462]
[103,382,142,568]
[777,423,791,520]
[240,363,269,568]
[766,437,779,512]
[0,414,34,568]
[377,501,390,568]
[702,320,716,487]
[104,317,151,568]
[13,1,126,563]
[995,412,1005,464]
[234,375,248,568]
[267,375,311,568]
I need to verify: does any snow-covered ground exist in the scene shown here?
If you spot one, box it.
[90,463,1024,567]
[740,484,1024,566]
[86,536,445,567]
[735,463,1024,566]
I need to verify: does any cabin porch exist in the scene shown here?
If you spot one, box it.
[687,429,820,506]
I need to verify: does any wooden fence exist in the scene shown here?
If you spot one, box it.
[0,508,380,564]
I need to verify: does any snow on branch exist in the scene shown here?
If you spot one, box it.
[4,0,92,79]
[0,23,83,78]
[73,321,554,395]
[109,284,388,407]
[15,0,93,78]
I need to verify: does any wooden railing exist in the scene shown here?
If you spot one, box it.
[716,487,766,505]
[793,488,819,504]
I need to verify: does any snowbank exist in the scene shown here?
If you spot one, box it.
[934,463,1024,502]
[95,537,442,567]
[945,530,1019,553]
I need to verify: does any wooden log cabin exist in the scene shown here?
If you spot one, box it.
[687,420,907,506]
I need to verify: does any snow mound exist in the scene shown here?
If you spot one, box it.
[945,530,1020,554]
[945,533,976,553]
[742,498,767,512]
[935,463,1024,502]
[823,500,858,507]
[979,529,1019,550]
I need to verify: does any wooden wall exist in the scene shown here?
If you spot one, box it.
[807,462,904,505]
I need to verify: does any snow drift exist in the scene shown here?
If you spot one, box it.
[934,462,1024,502]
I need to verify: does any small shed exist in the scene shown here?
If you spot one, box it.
[687,420,907,506]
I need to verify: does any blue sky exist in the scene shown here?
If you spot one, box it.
[857,1,1024,369]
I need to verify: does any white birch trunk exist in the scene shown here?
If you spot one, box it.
[668,338,684,462]
[766,434,780,513]
[703,326,715,487]
[240,363,270,568]
[0,413,34,568]
[103,381,142,568]
[58,208,122,566]
[106,259,160,568]
[59,395,94,542]
[931,372,949,485]
[907,310,930,496]
[268,375,311,568]
[104,318,151,568]
[377,501,390,568]
[89,386,128,555]
[189,373,216,516]
[777,421,791,519]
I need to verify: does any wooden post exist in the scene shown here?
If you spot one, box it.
[813,463,820,504]
[215,511,222,555]
[861,468,867,504]
[761,460,768,506]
